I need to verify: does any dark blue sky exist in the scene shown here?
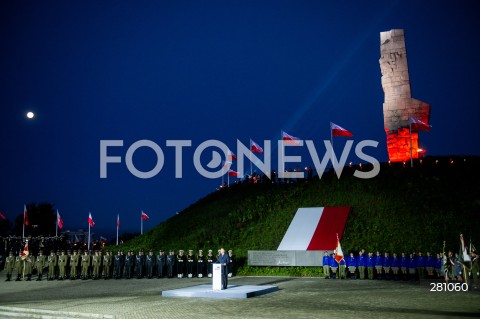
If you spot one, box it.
[1,1,479,238]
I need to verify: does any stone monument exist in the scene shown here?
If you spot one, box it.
[379,29,430,162]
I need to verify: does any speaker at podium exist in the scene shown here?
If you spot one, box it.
[212,263,223,290]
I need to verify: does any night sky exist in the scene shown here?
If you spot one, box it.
[1,1,479,238]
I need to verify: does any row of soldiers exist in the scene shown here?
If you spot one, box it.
[3,248,235,281]
[322,250,479,286]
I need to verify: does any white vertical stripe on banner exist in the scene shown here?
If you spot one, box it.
[277,207,324,250]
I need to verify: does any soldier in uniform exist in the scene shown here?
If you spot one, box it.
[186,250,195,278]
[196,250,205,278]
[166,250,175,278]
[57,250,68,280]
[81,250,91,279]
[416,252,426,280]
[103,250,112,279]
[471,251,479,289]
[24,252,33,281]
[400,252,408,280]
[124,250,133,279]
[4,251,15,281]
[114,250,122,279]
[227,250,234,277]
[329,253,338,279]
[69,250,79,280]
[35,250,46,281]
[176,249,186,278]
[92,250,102,279]
[426,252,435,277]
[136,250,146,279]
[156,250,166,278]
[15,251,23,281]
[206,249,215,278]
[408,253,417,280]
[65,250,72,279]
[146,250,155,279]
[47,251,57,280]
[391,253,400,280]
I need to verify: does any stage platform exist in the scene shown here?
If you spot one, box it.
[162,284,279,299]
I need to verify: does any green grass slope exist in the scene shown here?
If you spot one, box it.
[112,156,480,265]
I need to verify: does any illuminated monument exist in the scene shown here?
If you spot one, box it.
[379,29,430,162]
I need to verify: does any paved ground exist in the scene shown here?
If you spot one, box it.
[0,276,479,319]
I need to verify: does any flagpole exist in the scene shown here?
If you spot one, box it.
[250,139,253,176]
[56,210,58,237]
[141,214,143,235]
[409,117,413,168]
[116,215,119,246]
[88,222,91,251]
[23,205,25,239]
[228,172,230,187]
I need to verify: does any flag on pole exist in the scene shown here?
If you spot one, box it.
[0,212,6,220]
[409,117,431,132]
[281,130,300,145]
[24,205,29,226]
[88,212,95,228]
[117,214,120,228]
[21,241,29,259]
[250,139,264,154]
[334,234,344,263]
[57,210,63,229]
[330,122,353,137]
[228,169,240,177]
[460,233,471,262]
[141,211,149,220]
[227,150,237,161]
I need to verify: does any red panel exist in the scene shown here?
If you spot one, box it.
[306,206,351,251]
[386,128,419,162]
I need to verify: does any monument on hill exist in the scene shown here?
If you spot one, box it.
[379,29,431,162]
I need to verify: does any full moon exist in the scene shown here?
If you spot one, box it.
[26,111,35,119]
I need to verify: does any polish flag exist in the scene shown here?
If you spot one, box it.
[409,117,431,132]
[281,131,300,145]
[227,150,237,161]
[228,169,240,177]
[460,233,471,262]
[141,211,149,220]
[117,214,120,228]
[24,205,29,226]
[57,210,63,229]
[88,212,95,228]
[21,241,29,259]
[334,235,345,264]
[250,139,263,154]
[331,122,353,137]
[0,212,6,220]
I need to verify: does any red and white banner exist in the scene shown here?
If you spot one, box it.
[409,117,431,132]
[250,139,264,154]
[88,212,95,227]
[57,210,63,229]
[141,211,149,220]
[281,131,301,145]
[277,207,351,251]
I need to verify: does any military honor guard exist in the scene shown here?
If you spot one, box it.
[196,250,205,278]
[425,252,435,277]
[206,249,215,278]
[4,251,15,281]
[146,250,155,279]
[227,250,234,277]
[92,251,102,279]
[114,250,123,279]
[156,250,166,278]
[81,250,91,280]
[124,250,135,279]
[416,252,426,279]
[23,253,33,281]
[408,253,417,280]
[136,250,146,279]
[391,253,400,280]
[69,250,80,280]
[102,250,112,279]
[57,251,68,280]
[15,251,24,281]
[329,253,338,279]
[186,250,195,278]
[176,250,186,278]
[166,250,176,278]
[35,251,46,281]
[47,251,57,280]
[400,253,408,280]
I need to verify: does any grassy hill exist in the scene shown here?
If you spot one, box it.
[110,156,480,271]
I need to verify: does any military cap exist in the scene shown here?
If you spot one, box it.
[159,249,164,252]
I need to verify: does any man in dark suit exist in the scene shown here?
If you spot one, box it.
[216,248,230,289]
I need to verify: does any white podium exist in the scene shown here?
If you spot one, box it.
[212,263,223,290]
